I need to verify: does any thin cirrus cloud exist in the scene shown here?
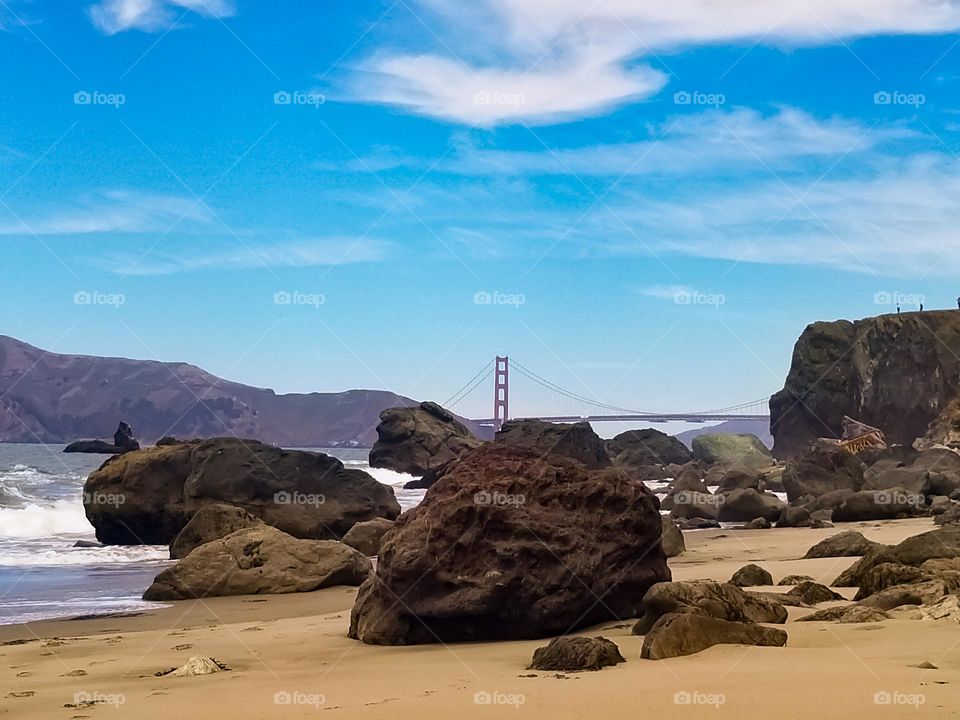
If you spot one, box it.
[100,238,393,275]
[87,0,235,34]
[347,0,960,126]
[0,190,212,235]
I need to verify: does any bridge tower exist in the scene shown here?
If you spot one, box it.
[493,356,509,432]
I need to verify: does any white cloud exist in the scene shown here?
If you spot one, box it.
[101,238,392,274]
[0,190,211,235]
[349,0,960,125]
[88,0,235,35]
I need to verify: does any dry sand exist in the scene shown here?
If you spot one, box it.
[2,518,958,718]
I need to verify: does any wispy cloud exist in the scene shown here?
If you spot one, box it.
[87,0,235,35]
[0,190,211,235]
[346,0,960,126]
[99,238,393,275]
[638,285,694,301]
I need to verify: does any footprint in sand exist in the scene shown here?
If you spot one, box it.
[173,644,193,651]
[6,691,35,698]
[240,626,263,632]
[61,670,88,677]
[16,671,31,677]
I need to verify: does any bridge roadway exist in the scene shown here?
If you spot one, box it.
[472,413,770,426]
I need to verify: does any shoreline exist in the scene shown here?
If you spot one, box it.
[2,518,955,719]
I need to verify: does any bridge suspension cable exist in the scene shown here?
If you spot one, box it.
[444,359,494,408]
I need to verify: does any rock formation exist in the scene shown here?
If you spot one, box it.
[349,444,670,645]
[494,419,611,469]
[169,503,263,559]
[64,421,141,454]
[691,433,773,469]
[369,401,482,476]
[528,637,625,672]
[84,438,400,545]
[770,312,960,458]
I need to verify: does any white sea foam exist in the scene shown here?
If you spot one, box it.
[0,500,93,539]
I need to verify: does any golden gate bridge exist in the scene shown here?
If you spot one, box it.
[445,356,770,432]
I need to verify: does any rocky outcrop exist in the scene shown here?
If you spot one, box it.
[84,438,400,545]
[340,517,395,556]
[606,428,692,468]
[494,420,610,469]
[771,312,960,458]
[349,444,670,645]
[803,531,885,559]
[528,637,625,671]
[669,491,723,521]
[782,440,865,503]
[831,488,924,522]
[729,564,773,587]
[632,581,787,635]
[143,526,372,600]
[640,612,787,660]
[797,605,889,623]
[691,434,772,469]
[716,489,785,523]
[169,503,263,559]
[0,334,425,447]
[785,581,844,605]
[661,517,685,558]
[369,402,482,476]
[832,526,960,587]
[64,421,141,455]
[716,469,763,493]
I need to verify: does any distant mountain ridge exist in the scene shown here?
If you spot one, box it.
[0,335,424,447]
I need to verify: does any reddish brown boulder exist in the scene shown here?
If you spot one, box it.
[349,444,670,644]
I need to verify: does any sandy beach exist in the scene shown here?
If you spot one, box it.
[2,517,956,719]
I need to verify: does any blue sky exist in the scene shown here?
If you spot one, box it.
[2,0,960,421]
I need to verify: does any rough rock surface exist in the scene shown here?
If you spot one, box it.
[640,612,787,660]
[349,444,670,645]
[716,469,764,494]
[691,434,772,469]
[340,517,395,557]
[778,575,815,586]
[796,605,890,623]
[494,420,610,469]
[633,581,787,635]
[661,516,685,558]
[528,636,625,671]
[84,438,400,545]
[729,564,773,587]
[369,402,482,476]
[831,488,924,522]
[771,312,960,458]
[143,526,372,600]
[832,526,960,587]
[669,491,722,521]
[803,531,884,559]
[782,440,866,502]
[716,489,785,523]
[785,581,844,605]
[169,503,263,560]
[64,421,141,455]
[606,428,691,467]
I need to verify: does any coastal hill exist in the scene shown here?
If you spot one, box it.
[0,334,422,447]
[770,310,960,458]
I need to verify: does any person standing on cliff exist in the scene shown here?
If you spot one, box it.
[956,296,959,310]
[920,303,924,311]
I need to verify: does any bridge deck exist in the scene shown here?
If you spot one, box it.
[472,414,770,426]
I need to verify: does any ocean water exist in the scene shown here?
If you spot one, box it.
[0,444,424,625]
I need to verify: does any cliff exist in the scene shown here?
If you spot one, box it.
[770,311,960,458]
[0,335,423,447]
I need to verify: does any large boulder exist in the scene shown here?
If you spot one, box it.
[667,462,709,495]
[494,420,610,469]
[169,503,263,560]
[669,491,722,521]
[771,312,960,459]
[853,563,928,601]
[797,605,890,623]
[369,401,481,476]
[632,581,787,635]
[691,434,772,470]
[349,444,670,645]
[831,488,924,522]
[64,421,141,455]
[143,526,372,600]
[833,526,960,587]
[803,531,885,559]
[716,468,763,494]
[729,564,773,587]
[606,428,692,466]
[661,516,685,558]
[528,637,625,672]
[716,489,785,523]
[785,581,844,605]
[340,517,395,557]
[83,438,400,545]
[782,439,865,503]
[640,612,787,660]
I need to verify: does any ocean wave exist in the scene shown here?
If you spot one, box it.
[0,543,170,566]
[0,500,94,539]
